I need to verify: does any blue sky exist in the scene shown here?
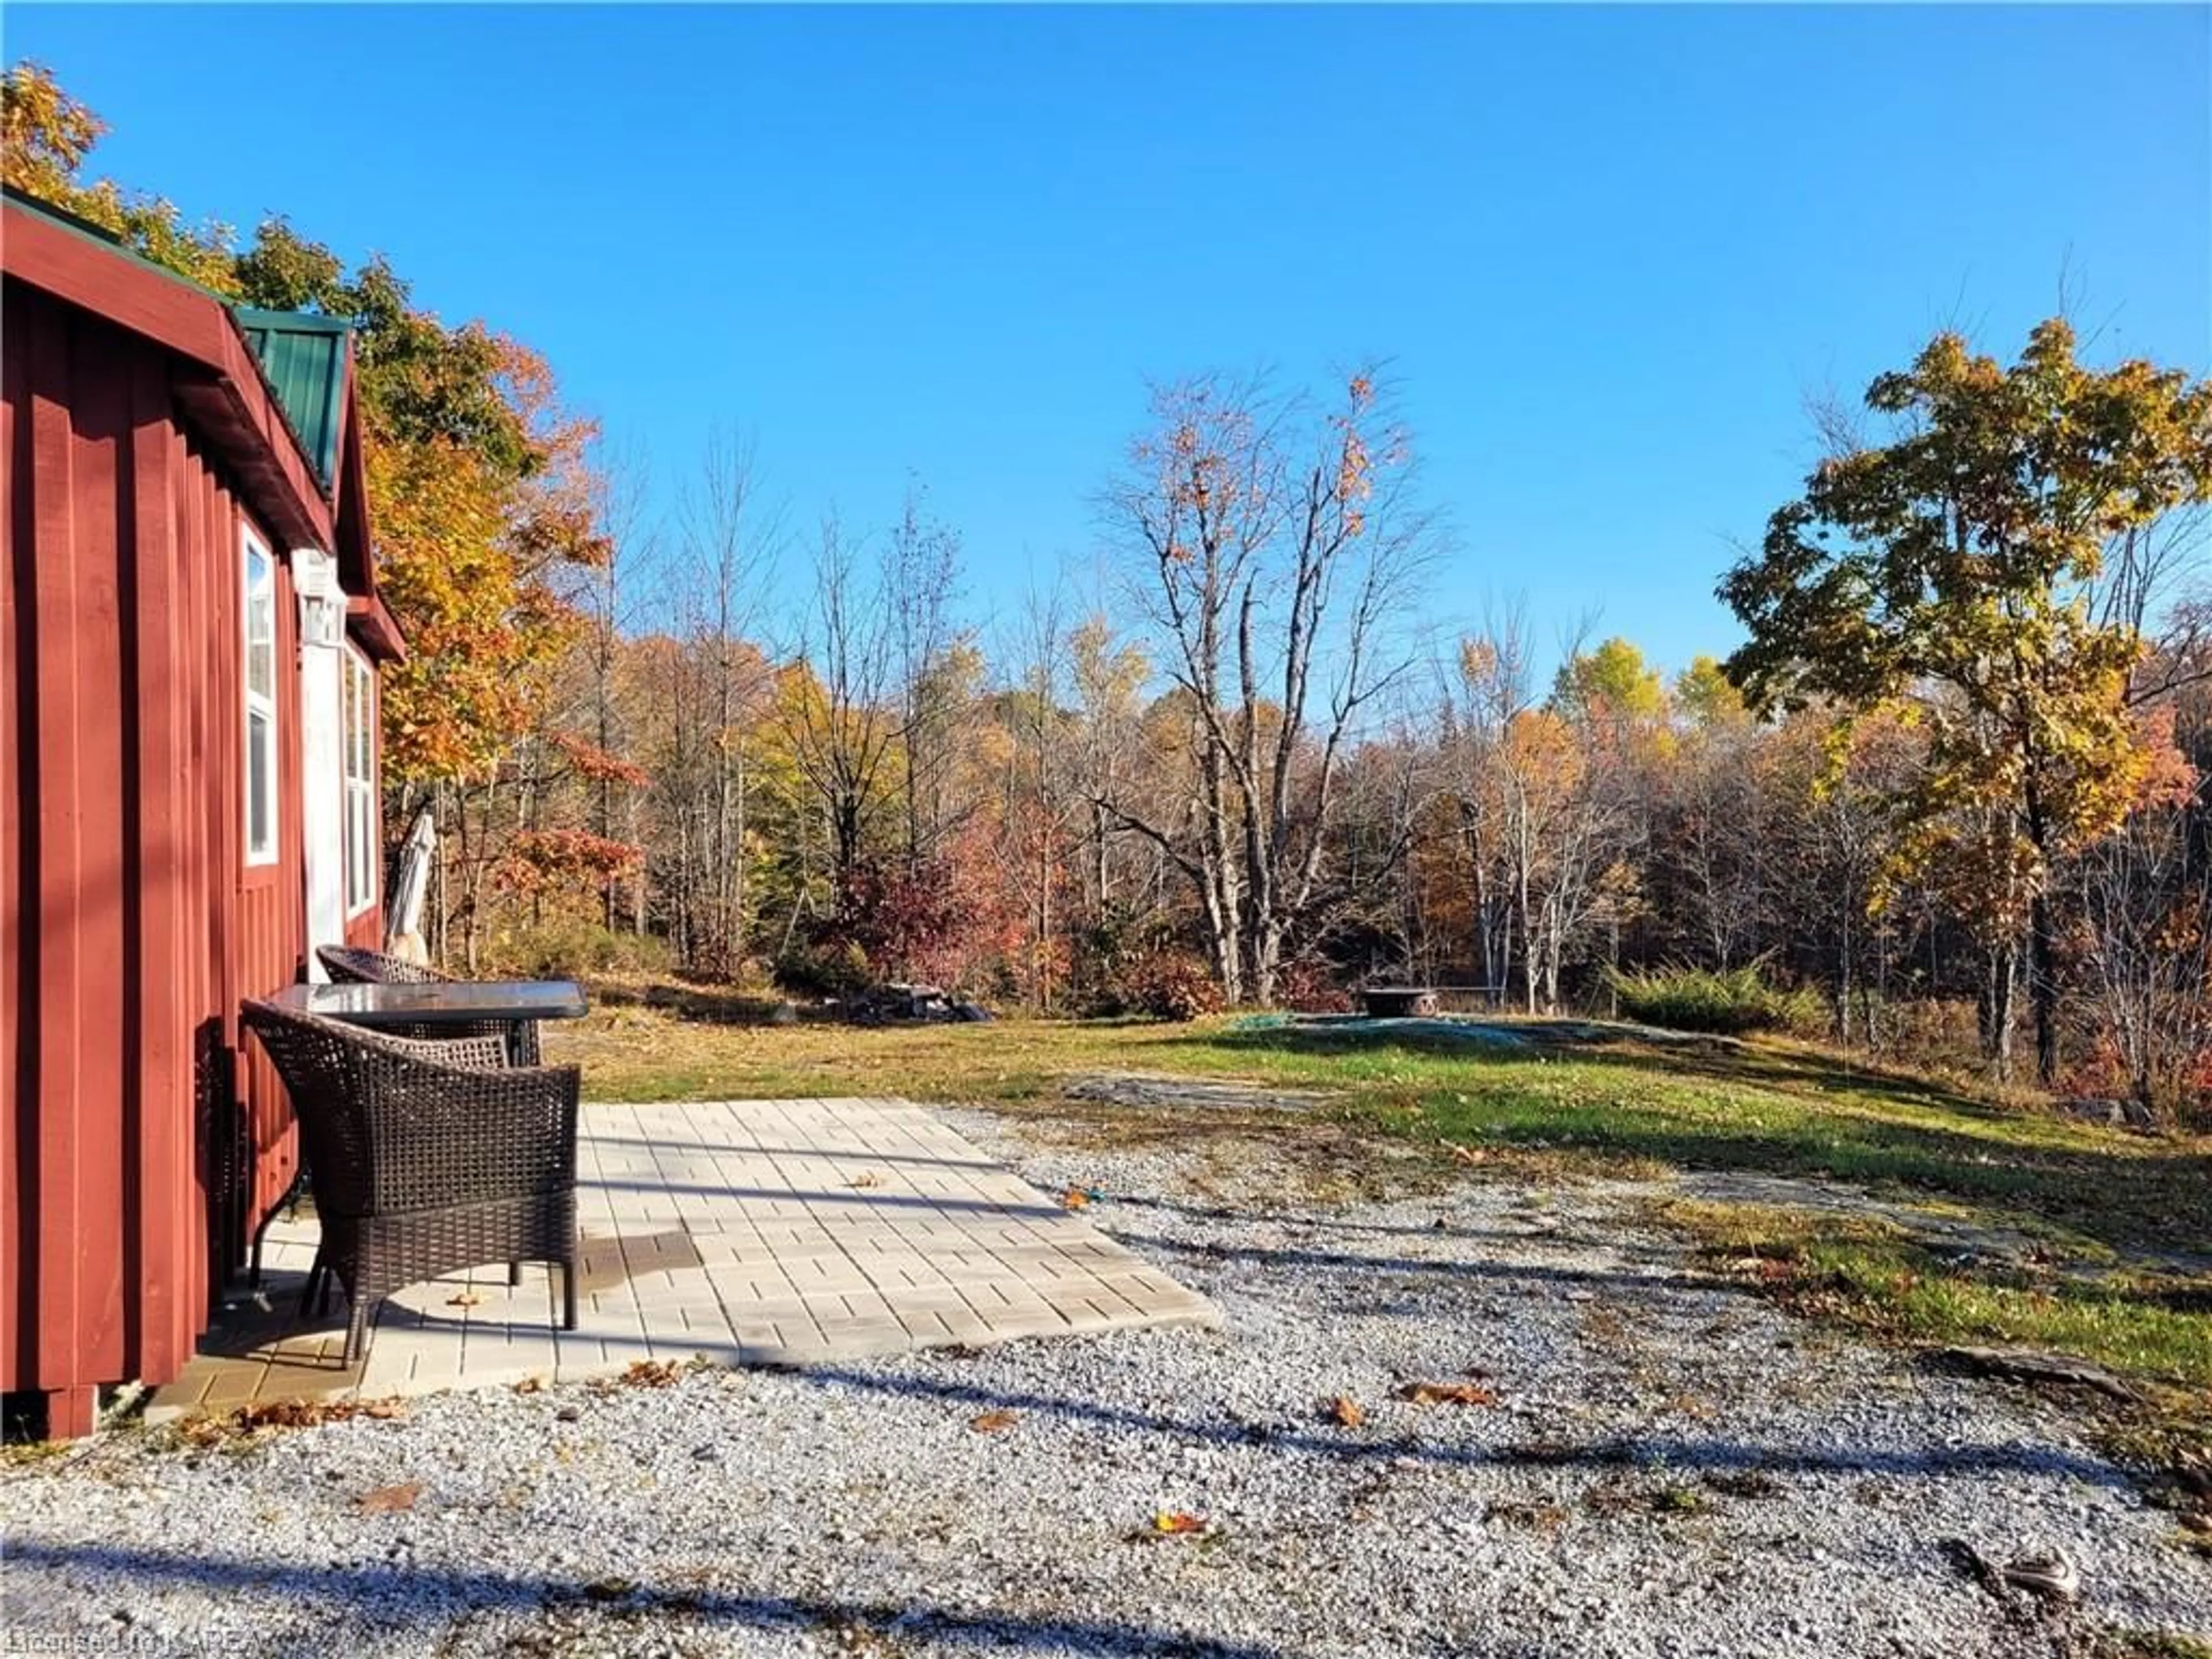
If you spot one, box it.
[13,5,2210,676]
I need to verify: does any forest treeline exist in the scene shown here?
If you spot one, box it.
[9,65,2212,1118]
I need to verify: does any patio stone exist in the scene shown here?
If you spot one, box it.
[143,1097,1218,1424]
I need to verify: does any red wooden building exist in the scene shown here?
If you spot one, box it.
[1,190,404,1436]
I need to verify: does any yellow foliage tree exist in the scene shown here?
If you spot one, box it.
[1722,320,2212,1080]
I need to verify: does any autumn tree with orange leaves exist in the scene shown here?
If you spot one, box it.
[3,62,629,965]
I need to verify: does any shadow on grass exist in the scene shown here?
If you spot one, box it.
[585,980,796,1026]
[1190,1019,1999,1118]
[1164,1025,2212,1264]
[0,1541,1288,1657]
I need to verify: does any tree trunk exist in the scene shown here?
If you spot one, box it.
[732,747,749,971]
[1980,941,2018,1082]
[1834,892,1853,1047]
[1090,800,1109,918]
[2029,889,2060,1086]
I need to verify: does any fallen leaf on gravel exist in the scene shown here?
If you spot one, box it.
[181,1397,407,1445]
[1326,1396,1365,1427]
[237,1400,335,1429]
[512,1377,544,1395]
[356,1482,422,1514]
[1703,1469,1782,1499]
[1444,1142,1487,1166]
[583,1577,636,1602]
[1060,1188,1092,1210]
[1399,1381,1499,1407]
[1940,1537,2010,1601]
[1586,1479,1703,1518]
[1484,1500,1567,1533]
[620,1360,684,1389]
[445,1291,483,1308]
[969,1410,1020,1433]
[1152,1511,1209,1535]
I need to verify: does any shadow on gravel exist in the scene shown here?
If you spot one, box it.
[797,1362,2134,1492]
[1,1540,1290,1658]
[1101,1192,1592,1241]
[1103,1222,1730,1301]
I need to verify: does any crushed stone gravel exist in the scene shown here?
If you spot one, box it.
[3,1103,2205,1658]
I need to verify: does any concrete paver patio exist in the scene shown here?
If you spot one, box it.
[146,1099,1217,1423]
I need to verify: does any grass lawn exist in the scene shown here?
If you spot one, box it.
[546,994,2212,1484]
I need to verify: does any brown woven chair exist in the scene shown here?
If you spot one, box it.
[241,998,582,1364]
[317,944,449,986]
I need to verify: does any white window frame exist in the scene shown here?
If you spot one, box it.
[242,531,279,867]
[342,644,377,916]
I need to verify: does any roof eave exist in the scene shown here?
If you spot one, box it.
[1,198,338,554]
[346,593,407,665]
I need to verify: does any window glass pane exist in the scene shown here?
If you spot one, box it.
[346,798,362,906]
[247,711,272,853]
[245,547,275,699]
[347,783,376,909]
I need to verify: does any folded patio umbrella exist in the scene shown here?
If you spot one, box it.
[383,807,437,965]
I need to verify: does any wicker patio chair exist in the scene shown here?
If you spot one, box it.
[240,998,582,1365]
[317,944,449,986]
[314,944,540,1063]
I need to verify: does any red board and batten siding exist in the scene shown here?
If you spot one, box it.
[1,209,387,1436]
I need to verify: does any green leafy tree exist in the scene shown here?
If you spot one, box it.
[1721,320,2212,1081]
[1553,637,1668,723]
[1674,654,1748,729]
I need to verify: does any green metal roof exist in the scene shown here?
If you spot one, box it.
[233,308,350,489]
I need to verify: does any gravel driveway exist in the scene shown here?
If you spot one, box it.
[3,1103,2205,1658]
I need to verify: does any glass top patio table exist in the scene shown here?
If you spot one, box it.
[266,979,588,1028]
